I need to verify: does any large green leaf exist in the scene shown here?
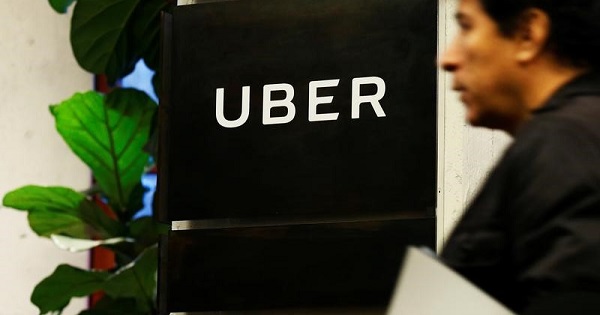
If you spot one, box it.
[28,211,87,239]
[104,245,158,311]
[70,0,165,83]
[31,246,158,314]
[125,217,168,256]
[2,186,123,239]
[31,264,110,314]
[78,196,126,236]
[70,0,141,82]
[49,0,76,14]
[50,89,156,212]
[131,0,167,72]
[129,217,169,247]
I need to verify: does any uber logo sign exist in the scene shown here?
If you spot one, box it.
[159,0,437,222]
[215,76,386,128]
[159,0,437,312]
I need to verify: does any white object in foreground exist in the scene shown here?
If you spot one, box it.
[386,246,516,315]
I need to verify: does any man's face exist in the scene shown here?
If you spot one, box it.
[440,0,525,131]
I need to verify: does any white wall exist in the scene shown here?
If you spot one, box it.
[0,1,92,314]
[437,0,512,249]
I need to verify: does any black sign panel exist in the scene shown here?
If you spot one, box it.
[159,219,435,313]
[159,0,437,221]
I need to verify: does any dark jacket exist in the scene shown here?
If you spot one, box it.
[441,72,600,314]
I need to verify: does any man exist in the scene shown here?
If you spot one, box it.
[439,0,600,314]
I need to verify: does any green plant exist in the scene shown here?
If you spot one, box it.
[2,0,171,314]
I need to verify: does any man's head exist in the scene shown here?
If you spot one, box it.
[480,0,600,69]
[440,0,599,133]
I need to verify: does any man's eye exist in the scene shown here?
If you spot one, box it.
[458,21,471,31]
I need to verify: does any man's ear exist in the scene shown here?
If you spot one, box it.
[514,8,550,63]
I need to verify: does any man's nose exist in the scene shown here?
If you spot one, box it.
[439,40,459,72]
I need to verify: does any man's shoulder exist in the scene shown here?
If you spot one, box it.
[550,93,600,126]
[499,96,600,186]
[515,94,600,152]
[530,71,600,133]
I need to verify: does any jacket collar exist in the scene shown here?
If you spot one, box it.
[534,71,600,114]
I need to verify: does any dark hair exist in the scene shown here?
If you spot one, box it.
[480,0,600,69]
